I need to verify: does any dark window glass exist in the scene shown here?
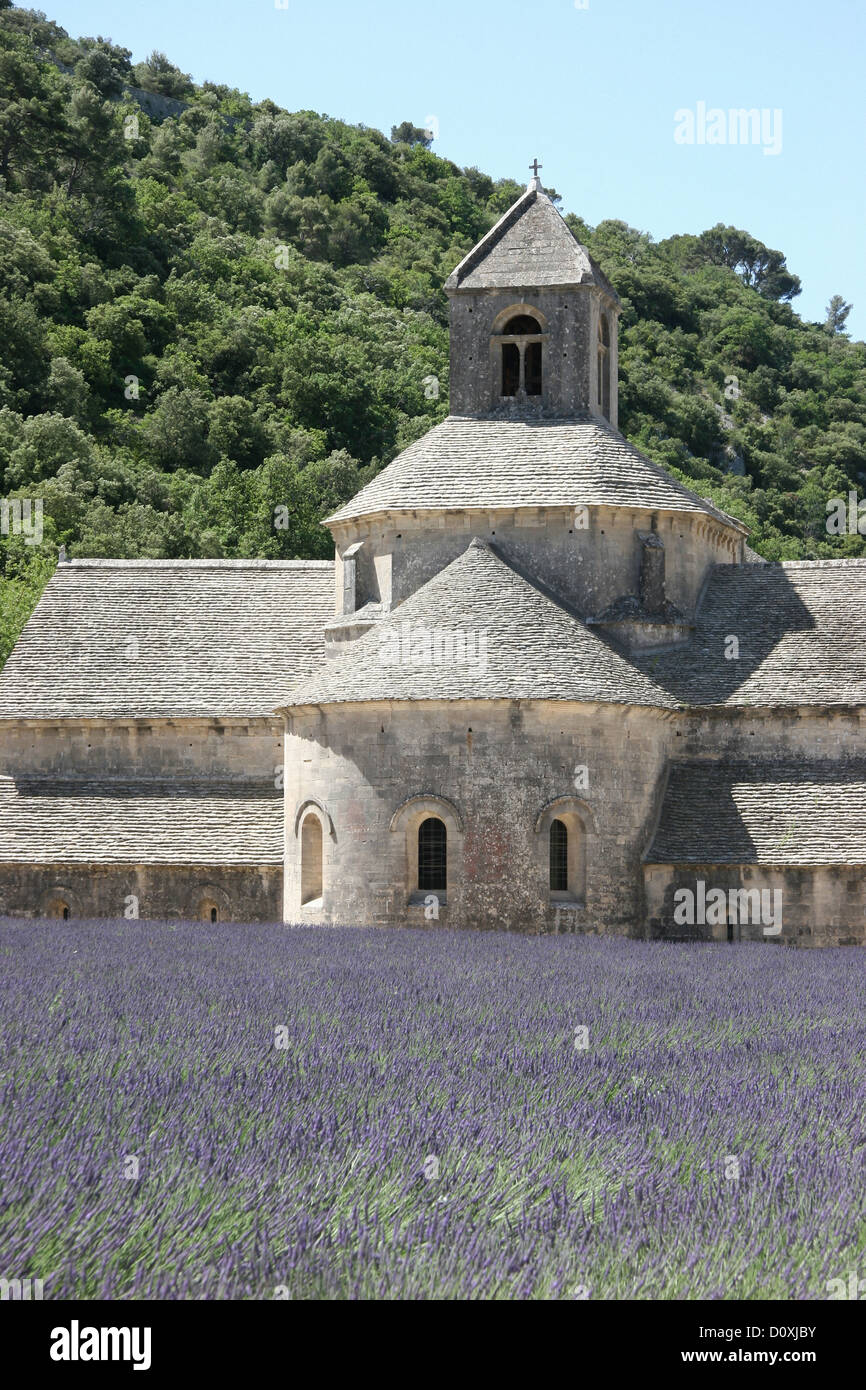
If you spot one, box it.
[62,905,70,921]
[525,340,542,395]
[501,342,520,396]
[599,314,611,420]
[210,906,218,924]
[418,817,447,891]
[549,819,568,892]
[503,314,541,335]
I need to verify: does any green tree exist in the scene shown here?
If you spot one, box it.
[139,388,216,472]
[131,50,193,99]
[75,40,132,100]
[390,122,432,147]
[825,295,853,336]
[694,225,801,301]
[0,26,64,185]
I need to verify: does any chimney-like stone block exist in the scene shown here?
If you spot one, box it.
[638,532,666,612]
[341,541,364,615]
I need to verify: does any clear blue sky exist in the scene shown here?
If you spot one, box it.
[43,0,865,338]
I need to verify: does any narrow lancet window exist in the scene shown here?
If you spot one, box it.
[598,314,611,420]
[549,819,568,892]
[418,817,447,892]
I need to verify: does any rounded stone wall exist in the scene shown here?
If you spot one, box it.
[283,698,672,933]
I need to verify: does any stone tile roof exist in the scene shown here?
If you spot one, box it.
[444,188,619,299]
[646,760,866,865]
[636,560,866,708]
[279,538,674,709]
[325,415,743,529]
[4,553,860,723]
[0,776,282,864]
[283,550,866,713]
[0,559,335,720]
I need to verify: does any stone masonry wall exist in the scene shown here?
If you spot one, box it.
[644,865,865,947]
[448,286,619,424]
[333,506,738,623]
[0,718,284,922]
[284,699,671,933]
[284,700,866,939]
[0,718,283,781]
[0,864,282,922]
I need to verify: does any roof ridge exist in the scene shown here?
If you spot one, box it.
[666,756,866,772]
[777,558,866,569]
[0,557,335,720]
[712,558,866,571]
[473,534,589,621]
[7,773,280,784]
[592,418,744,530]
[61,558,335,569]
[635,559,866,710]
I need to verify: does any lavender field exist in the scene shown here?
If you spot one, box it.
[0,921,863,1300]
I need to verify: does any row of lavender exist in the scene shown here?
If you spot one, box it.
[0,921,863,1299]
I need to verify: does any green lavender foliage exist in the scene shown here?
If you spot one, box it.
[1,922,863,1299]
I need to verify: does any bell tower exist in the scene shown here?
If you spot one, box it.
[444,164,620,426]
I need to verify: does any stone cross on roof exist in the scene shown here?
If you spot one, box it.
[528,157,543,191]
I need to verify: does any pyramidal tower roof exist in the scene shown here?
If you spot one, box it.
[324,167,743,538]
[444,177,619,300]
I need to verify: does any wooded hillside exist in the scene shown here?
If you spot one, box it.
[1,4,864,662]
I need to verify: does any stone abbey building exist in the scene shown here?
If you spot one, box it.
[1,174,864,944]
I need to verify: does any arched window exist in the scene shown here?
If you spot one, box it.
[301,814,324,905]
[46,897,70,920]
[496,311,543,398]
[390,795,462,909]
[536,797,591,905]
[418,817,446,892]
[597,313,611,420]
[549,819,568,892]
[191,885,230,923]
